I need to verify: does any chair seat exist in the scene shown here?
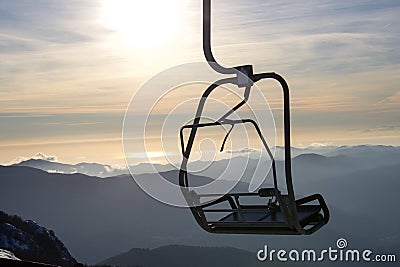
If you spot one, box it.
[218,205,321,224]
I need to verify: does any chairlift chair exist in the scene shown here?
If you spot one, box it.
[178,0,329,235]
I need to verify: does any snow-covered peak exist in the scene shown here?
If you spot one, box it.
[0,210,77,266]
[0,249,20,261]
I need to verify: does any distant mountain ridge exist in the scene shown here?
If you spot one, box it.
[6,145,400,178]
[12,158,127,178]
[293,153,327,160]
[274,144,400,159]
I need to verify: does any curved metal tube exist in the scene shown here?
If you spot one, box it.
[252,73,294,201]
[179,77,237,189]
[178,77,237,231]
[203,0,236,75]
[253,72,312,234]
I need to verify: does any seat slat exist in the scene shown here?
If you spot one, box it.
[217,205,321,225]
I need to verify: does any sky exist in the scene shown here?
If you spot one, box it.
[0,0,399,166]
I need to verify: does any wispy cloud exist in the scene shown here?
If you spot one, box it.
[352,125,400,134]
[0,0,399,165]
[225,148,257,154]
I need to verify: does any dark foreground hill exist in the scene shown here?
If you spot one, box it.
[0,210,77,266]
[98,245,297,267]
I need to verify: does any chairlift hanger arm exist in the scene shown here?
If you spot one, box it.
[204,0,254,85]
[203,0,236,75]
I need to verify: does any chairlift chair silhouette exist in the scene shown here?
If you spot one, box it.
[178,0,329,235]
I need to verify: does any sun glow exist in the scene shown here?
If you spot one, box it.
[100,0,187,48]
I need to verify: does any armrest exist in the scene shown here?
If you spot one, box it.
[258,188,280,197]
[295,194,330,234]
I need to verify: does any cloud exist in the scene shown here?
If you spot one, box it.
[0,1,98,45]
[225,148,258,154]
[377,91,400,106]
[8,152,58,165]
[33,152,57,162]
[216,0,400,78]
[104,165,113,173]
[358,126,400,134]
[309,142,334,148]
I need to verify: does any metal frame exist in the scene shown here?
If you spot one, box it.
[178,0,329,235]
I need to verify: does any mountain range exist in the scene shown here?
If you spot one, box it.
[12,158,127,178]
[0,145,399,266]
[9,145,400,178]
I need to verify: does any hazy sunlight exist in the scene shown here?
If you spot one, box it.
[100,0,186,49]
